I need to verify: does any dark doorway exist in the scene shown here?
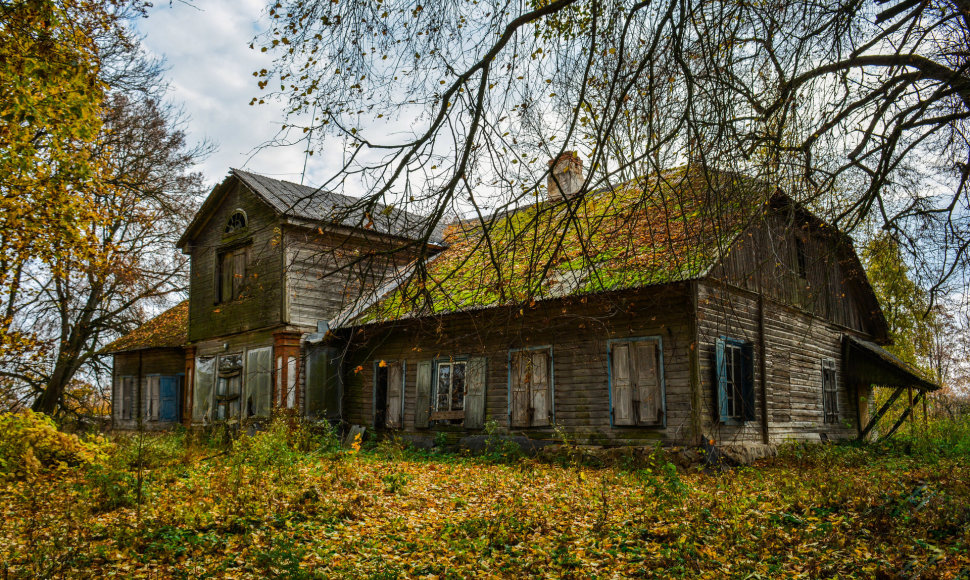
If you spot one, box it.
[374,364,388,429]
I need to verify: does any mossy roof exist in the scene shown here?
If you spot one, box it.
[337,168,770,327]
[103,301,188,353]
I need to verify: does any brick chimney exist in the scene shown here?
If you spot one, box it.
[547,151,583,202]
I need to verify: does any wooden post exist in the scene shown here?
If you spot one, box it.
[908,386,914,437]
[882,391,925,440]
[858,386,906,441]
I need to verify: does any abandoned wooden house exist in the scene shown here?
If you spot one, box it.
[110,157,938,446]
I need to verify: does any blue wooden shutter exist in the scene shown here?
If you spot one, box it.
[716,338,728,422]
[741,342,756,421]
[159,376,179,422]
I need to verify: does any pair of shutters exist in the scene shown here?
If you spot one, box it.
[510,350,551,428]
[193,348,272,422]
[147,376,180,422]
[219,247,249,303]
[413,358,487,429]
[611,339,664,426]
[715,337,756,423]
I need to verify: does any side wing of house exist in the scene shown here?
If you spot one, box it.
[340,285,697,445]
[112,349,185,430]
[696,203,890,444]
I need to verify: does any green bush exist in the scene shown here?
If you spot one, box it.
[0,411,110,479]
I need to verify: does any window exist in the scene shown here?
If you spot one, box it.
[224,209,247,234]
[609,338,665,427]
[417,358,486,428]
[509,347,553,427]
[193,356,216,422]
[215,354,243,420]
[795,237,808,279]
[716,337,755,424]
[245,347,273,418]
[434,360,466,418]
[822,359,838,424]
[218,245,250,303]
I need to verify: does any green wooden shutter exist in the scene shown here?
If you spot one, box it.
[531,350,551,427]
[635,341,662,426]
[716,338,729,422]
[509,352,529,427]
[611,343,635,426]
[386,362,404,429]
[415,360,432,428]
[464,357,487,429]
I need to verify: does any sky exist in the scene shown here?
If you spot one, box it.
[135,0,327,189]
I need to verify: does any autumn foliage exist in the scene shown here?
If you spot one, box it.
[1,415,969,577]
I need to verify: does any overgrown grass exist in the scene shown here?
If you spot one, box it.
[0,414,968,578]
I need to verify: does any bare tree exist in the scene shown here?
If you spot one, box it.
[254,0,969,304]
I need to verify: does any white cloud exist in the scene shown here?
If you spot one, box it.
[135,0,320,188]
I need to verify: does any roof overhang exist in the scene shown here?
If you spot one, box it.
[843,335,939,391]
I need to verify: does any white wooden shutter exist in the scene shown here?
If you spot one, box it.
[635,341,662,425]
[385,362,404,429]
[531,350,550,426]
[611,343,635,425]
[193,357,215,422]
[246,347,273,417]
[147,376,160,421]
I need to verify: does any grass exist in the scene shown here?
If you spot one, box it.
[1,415,969,578]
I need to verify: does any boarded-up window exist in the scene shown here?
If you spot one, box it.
[716,337,755,423]
[245,346,273,418]
[193,356,215,422]
[146,375,160,421]
[610,338,664,427]
[217,245,250,303]
[822,358,838,424]
[509,348,552,428]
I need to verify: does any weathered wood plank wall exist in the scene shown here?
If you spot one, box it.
[112,348,184,431]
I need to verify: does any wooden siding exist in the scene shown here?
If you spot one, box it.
[340,285,696,445]
[282,227,415,329]
[185,180,285,342]
[696,281,860,444]
[112,348,185,430]
[709,211,878,337]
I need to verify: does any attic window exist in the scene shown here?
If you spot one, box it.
[225,210,247,234]
[795,237,808,279]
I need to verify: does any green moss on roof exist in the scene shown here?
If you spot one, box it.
[352,169,769,325]
[103,301,188,353]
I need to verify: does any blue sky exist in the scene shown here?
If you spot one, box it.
[136,0,327,188]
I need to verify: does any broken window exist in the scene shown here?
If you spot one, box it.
[215,353,243,420]
[822,358,838,424]
[610,338,665,427]
[716,337,755,424]
[224,209,247,234]
[509,348,552,428]
[217,245,250,303]
[433,360,466,418]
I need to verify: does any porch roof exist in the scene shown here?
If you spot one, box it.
[843,335,939,391]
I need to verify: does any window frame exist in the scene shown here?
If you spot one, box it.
[215,352,244,421]
[215,241,251,304]
[431,357,468,421]
[716,336,755,425]
[224,209,248,235]
[607,336,666,428]
[821,358,839,424]
[507,345,555,428]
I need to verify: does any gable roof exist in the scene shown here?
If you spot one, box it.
[103,301,188,354]
[334,168,770,327]
[177,169,446,248]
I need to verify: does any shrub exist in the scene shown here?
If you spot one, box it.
[0,411,109,479]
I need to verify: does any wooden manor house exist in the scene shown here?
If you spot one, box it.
[106,155,938,446]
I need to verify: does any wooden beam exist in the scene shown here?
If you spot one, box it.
[881,391,925,441]
[858,386,905,441]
